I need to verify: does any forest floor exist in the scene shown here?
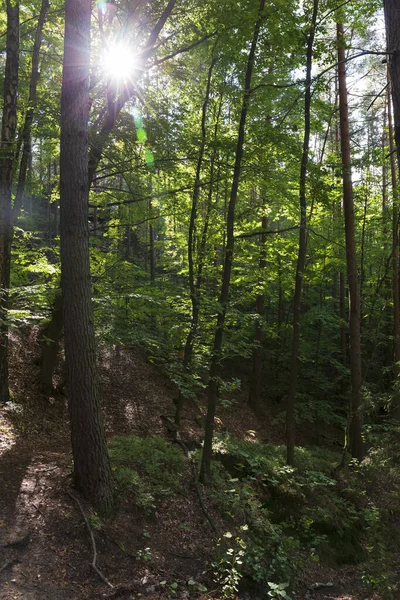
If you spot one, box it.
[0,329,395,600]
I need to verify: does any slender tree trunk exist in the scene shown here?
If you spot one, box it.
[286,0,319,466]
[12,0,49,224]
[60,0,115,514]
[175,56,216,426]
[40,290,63,397]
[334,74,347,368]
[148,184,155,283]
[248,215,267,412]
[337,22,364,461]
[382,97,388,228]
[0,1,19,404]
[388,76,400,418]
[199,0,266,483]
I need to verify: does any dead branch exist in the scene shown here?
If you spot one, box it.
[236,225,298,239]
[66,491,114,589]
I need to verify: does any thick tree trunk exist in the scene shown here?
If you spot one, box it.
[248,215,267,412]
[12,0,49,224]
[40,1,177,385]
[60,0,115,514]
[384,0,400,169]
[388,77,400,418]
[175,56,216,426]
[0,1,19,404]
[199,0,266,484]
[286,0,319,466]
[337,23,364,461]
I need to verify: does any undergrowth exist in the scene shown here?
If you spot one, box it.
[108,430,400,599]
[207,434,400,599]
[109,435,184,512]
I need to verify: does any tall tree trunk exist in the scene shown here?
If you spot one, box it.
[286,0,319,466]
[384,0,400,169]
[12,0,49,224]
[0,1,19,404]
[40,1,177,385]
[388,76,400,418]
[40,290,63,397]
[175,56,216,426]
[60,0,115,514]
[199,0,266,484]
[337,22,364,461]
[248,215,267,412]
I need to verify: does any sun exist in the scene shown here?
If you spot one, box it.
[102,42,138,83]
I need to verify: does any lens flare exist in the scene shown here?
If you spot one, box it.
[102,42,137,83]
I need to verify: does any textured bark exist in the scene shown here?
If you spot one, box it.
[337,23,364,461]
[384,0,400,169]
[60,0,115,514]
[286,0,319,466]
[0,1,19,404]
[248,215,267,412]
[199,0,265,484]
[12,0,49,224]
[388,78,400,418]
[175,57,216,427]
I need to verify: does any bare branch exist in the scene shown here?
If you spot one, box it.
[67,491,114,589]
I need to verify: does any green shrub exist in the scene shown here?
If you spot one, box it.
[109,435,184,511]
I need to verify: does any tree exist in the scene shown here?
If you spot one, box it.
[60,0,115,514]
[384,0,400,167]
[12,0,49,224]
[336,22,364,461]
[0,0,19,404]
[174,53,217,427]
[199,0,266,484]
[286,0,319,466]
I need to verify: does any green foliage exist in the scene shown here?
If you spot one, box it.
[109,436,184,512]
[207,438,375,594]
[212,528,248,598]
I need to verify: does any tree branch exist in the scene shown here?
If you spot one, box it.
[67,491,114,589]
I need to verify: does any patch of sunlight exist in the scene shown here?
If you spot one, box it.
[124,403,136,428]
[0,413,16,455]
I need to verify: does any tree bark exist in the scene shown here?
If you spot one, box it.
[0,1,19,404]
[384,0,400,169]
[337,22,364,461]
[388,75,400,418]
[12,0,49,224]
[199,0,266,484]
[60,0,115,514]
[40,290,63,398]
[286,0,319,466]
[39,0,177,386]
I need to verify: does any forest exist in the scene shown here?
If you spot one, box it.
[1,0,400,598]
